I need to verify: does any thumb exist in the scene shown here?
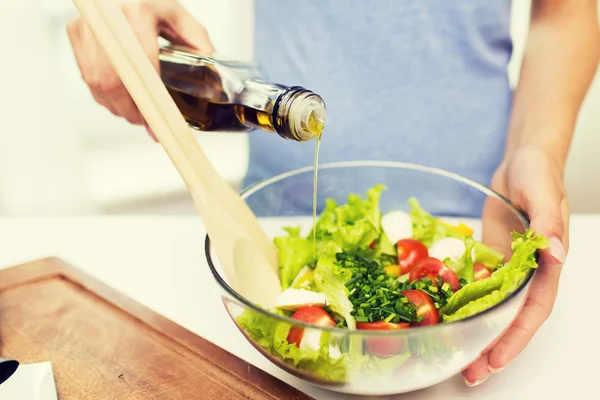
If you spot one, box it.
[150,0,215,55]
[522,177,567,265]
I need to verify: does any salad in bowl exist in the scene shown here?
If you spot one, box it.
[205,162,547,395]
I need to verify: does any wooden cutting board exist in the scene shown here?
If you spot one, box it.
[0,258,313,400]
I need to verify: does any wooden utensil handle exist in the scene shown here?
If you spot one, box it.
[71,0,281,306]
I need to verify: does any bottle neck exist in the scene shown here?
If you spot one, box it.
[159,44,326,141]
[272,87,326,141]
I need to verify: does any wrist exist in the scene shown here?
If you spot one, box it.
[498,144,566,179]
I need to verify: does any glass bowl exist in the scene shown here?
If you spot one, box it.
[205,161,532,396]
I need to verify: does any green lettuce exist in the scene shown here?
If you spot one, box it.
[444,236,476,284]
[442,229,549,322]
[236,306,411,383]
[236,309,348,382]
[378,232,397,257]
[313,243,356,329]
[441,272,504,316]
[408,197,504,269]
[310,185,385,253]
[273,226,314,290]
[473,242,505,270]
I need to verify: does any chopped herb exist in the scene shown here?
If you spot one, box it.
[118,373,124,379]
[337,252,419,324]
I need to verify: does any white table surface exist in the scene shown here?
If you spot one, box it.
[0,215,596,399]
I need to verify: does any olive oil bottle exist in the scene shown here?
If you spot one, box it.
[158,44,326,142]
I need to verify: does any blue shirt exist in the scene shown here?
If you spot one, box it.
[245,0,513,217]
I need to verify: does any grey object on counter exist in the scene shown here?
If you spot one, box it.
[0,357,19,385]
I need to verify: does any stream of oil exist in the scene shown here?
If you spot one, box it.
[312,136,321,260]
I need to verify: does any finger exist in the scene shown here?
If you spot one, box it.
[461,353,491,387]
[481,170,516,262]
[144,121,158,142]
[523,174,566,244]
[110,91,145,125]
[560,195,571,252]
[147,0,215,54]
[487,253,563,370]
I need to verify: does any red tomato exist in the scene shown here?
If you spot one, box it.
[287,306,336,347]
[408,257,444,283]
[402,289,439,326]
[357,321,410,330]
[357,321,409,358]
[474,262,492,281]
[439,265,460,292]
[397,239,429,275]
[408,257,460,291]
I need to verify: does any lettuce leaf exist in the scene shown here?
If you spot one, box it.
[378,232,397,257]
[313,243,356,329]
[444,236,476,284]
[473,242,505,270]
[441,272,504,316]
[236,307,411,383]
[505,230,549,272]
[236,309,348,382]
[441,229,548,322]
[311,185,385,253]
[274,226,314,290]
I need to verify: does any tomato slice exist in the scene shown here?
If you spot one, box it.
[402,289,439,326]
[357,321,409,358]
[408,257,443,283]
[439,265,460,292]
[409,257,460,291]
[474,262,492,281]
[357,321,410,330]
[287,306,336,347]
[397,239,429,275]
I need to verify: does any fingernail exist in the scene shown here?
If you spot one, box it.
[464,374,489,387]
[548,236,566,264]
[488,365,505,373]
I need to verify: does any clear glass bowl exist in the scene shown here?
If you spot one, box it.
[205,161,532,396]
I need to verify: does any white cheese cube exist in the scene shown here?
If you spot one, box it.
[381,211,413,243]
[299,328,322,351]
[429,237,476,263]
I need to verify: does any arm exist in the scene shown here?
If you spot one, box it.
[504,0,600,167]
[463,0,600,387]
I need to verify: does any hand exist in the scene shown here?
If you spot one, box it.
[66,0,214,138]
[462,145,569,386]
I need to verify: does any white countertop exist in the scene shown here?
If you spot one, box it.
[0,215,596,399]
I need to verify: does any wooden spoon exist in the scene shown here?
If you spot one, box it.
[71,0,282,307]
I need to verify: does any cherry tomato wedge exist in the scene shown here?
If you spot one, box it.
[287,306,336,347]
[439,265,460,292]
[409,257,460,291]
[474,262,492,281]
[397,239,429,275]
[357,321,409,358]
[409,257,444,283]
[357,321,410,330]
[402,289,439,326]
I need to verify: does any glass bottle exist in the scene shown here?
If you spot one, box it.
[158,44,326,142]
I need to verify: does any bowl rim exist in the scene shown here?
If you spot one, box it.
[204,160,535,335]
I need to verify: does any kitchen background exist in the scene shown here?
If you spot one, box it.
[0,0,598,216]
